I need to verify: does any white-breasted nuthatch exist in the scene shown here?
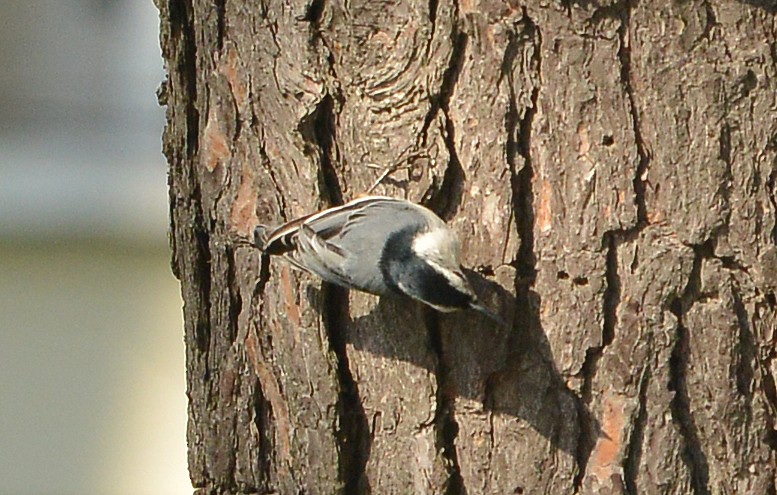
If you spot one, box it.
[254,196,502,323]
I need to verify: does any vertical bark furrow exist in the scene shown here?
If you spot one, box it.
[193,200,213,353]
[322,284,371,494]
[427,312,465,495]
[251,380,273,492]
[618,1,648,225]
[215,0,226,50]
[579,233,620,401]
[623,365,650,495]
[732,287,755,401]
[420,16,466,147]
[515,89,538,258]
[309,94,344,206]
[574,232,621,491]
[768,169,777,243]
[225,247,242,344]
[668,317,711,495]
[669,251,710,495]
[169,0,200,157]
[422,5,467,218]
[428,0,439,44]
[429,112,466,221]
[302,0,326,25]
[571,396,595,494]
[435,1,466,115]
[718,122,734,229]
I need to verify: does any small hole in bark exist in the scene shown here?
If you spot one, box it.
[767,292,776,307]
[557,271,569,280]
[513,487,524,494]
[602,135,614,146]
[573,276,589,286]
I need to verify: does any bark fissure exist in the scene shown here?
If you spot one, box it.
[427,312,466,495]
[428,0,439,55]
[668,317,711,495]
[513,9,540,280]
[322,285,371,494]
[419,17,466,148]
[422,7,467,219]
[618,1,649,224]
[226,246,243,344]
[501,36,520,174]
[718,122,734,227]
[574,232,620,491]
[762,350,777,454]
[431,112,466,221]
[732,286,755,400]
[624,364,651,495]
[584,233,620,398]
[215,0,226,50]
[193,201,213,353]
[669,250,711,495]
[302,0,325,24]
[572,397,595,493]
[251,380,273,493]
[301,94,344,206]
[169,0,200,157]
[767,168,777,244]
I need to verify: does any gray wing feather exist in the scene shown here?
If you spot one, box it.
[288,197,442,294]
[293,223,353,288]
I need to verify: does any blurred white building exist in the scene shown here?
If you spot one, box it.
[0,1,189,494]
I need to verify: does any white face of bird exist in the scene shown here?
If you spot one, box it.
[411,228,461,266]
[411,227,474,297]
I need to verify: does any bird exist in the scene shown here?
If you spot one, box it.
[253,196,502,324]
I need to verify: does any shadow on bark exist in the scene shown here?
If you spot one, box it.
[308,272,599,459]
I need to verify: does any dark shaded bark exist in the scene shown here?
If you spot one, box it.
[157,0,777,493]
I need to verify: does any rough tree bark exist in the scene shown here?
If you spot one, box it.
[157,0,777,493]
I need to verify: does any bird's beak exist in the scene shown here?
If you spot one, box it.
[469,301,507,327]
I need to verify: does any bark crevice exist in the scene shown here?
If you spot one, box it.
[215,0,226,50]
[422,5,467,219]
[767,167,777,244]
[512,8,540,280]
[618,0,649,224]
[574,232,620,491]
[300,94,344,206]
[624,365,651,495]
[169,0,200,157]
[669,249,711,495]
[302,0,326,24]
[420,7,466,148]
[732,287,755,401]
[427,312,466,495]
[193,200,213,353]
[225,246,242,344]
[322,285,372,494]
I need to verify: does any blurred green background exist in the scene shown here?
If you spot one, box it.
[0,1,189,494]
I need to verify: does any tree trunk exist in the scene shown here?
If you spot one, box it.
[157,0,777,493]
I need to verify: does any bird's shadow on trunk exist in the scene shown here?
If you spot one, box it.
[311,272,601,460]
